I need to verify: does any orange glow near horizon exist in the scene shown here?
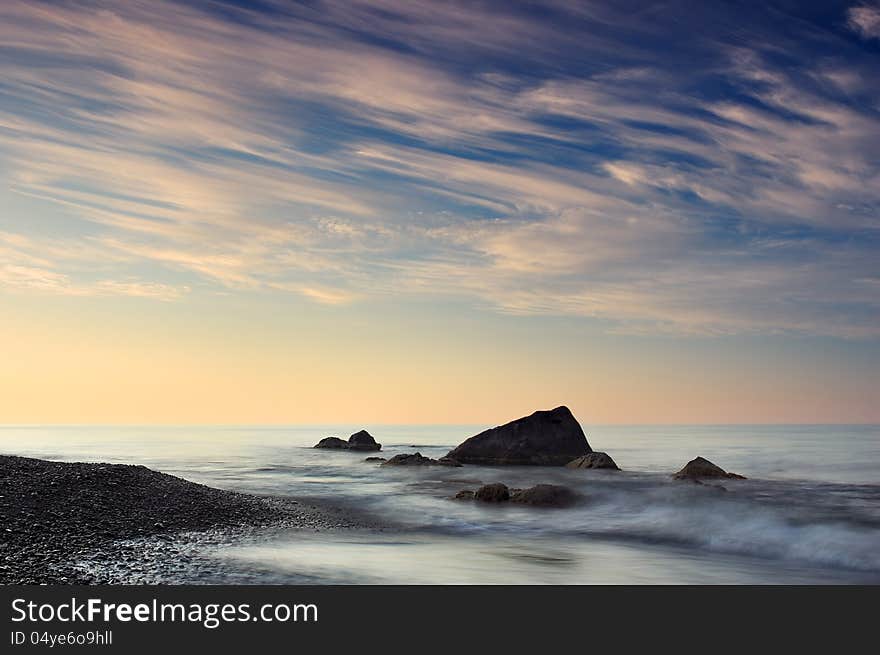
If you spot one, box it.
[2,293,877,425]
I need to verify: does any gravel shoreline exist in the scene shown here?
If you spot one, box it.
[0,454,377,584]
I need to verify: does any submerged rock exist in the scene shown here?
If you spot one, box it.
[380,453,462,467]
[510,484,578,507]
[474,483,510,502]
[364,457,386,463]
[348,430,381,452]
[445,406,592,466]
[314,436,349,449]
[673,456,746,480]
[381,452,440,466]
[453,482,578,507]
[566,452,620,471]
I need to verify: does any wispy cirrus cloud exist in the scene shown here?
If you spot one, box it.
[0,0,878,336]
[0,231,188,300]
[848,4,880,39]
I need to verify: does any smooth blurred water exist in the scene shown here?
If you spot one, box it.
[2,424,879,584]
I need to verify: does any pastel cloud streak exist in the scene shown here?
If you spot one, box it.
[0,0,878,337]
[848,4,880,39]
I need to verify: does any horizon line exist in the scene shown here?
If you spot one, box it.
[1,422,877,428]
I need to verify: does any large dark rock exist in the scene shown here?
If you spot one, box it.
[314,436,349,449]
[566,452,620,471]
[445,406,592,466]
[510,484,578,507]
[474,483,510,502]
[673,456,746,480]
[348,430,381,452]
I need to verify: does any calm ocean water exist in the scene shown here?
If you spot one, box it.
[2,424,879,584]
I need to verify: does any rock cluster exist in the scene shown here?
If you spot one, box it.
[314,430,381,452]
[308,409,751,509]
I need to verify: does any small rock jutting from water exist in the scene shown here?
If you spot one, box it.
[510,484,578,507]
[566,452,620,471]
[672,456,746,480]
[348,430,381,452]
[474,483,510,502]
[381,453,462,467]
[314,436,349,449]
[454,482,578,508]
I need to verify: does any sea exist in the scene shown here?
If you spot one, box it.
[2,424,879,584]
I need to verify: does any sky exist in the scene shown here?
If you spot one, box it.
[0,0,879,424]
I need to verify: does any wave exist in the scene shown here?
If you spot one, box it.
[367,474,880,574]
[577,499,880,572]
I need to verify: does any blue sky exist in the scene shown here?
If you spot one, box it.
[0,1,879,422]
